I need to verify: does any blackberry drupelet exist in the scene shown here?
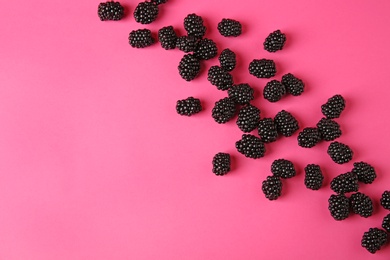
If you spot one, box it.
[235,134,266,159]
[249,59,276,78]
[321,94,346,119]
[327,141,353,164]
[304,164,324,190]
[281,73,304,96]
[158,26,177,50]
[211,97,236,124]
[361,228,388,254]
[219,49,236,72]
[258,118,278,143]
[382,214,390,232]
[380,191,390,210]
[328,194,350,221]
[297,127,321,148]
[352,162,376,184]
[316,118,342,141]
[176,36,198,53]
[151,0,167,5]
[228,84,254,105]
[98,1,125,21]
[178,54,200,81]
[274,110,299,137]
[212,153,231,176]
[263,30,286,52]
[194,38,217,60]
[184,13,206,39]
[350,192,373,218]
[133,1,159,24]
[217,18,242,37]
[262,176,283,200]
[263,80,286,102]
[207,66,233,91]
[128,29,155,48]
[236,105,261,133]
[176,97,202,116]
[271,159,296,179]
[330,172,358,194]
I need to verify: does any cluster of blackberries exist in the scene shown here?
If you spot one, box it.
[262,159,296,200]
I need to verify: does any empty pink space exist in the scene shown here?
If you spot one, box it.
[0,0,390,259]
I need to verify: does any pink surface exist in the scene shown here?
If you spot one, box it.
[0,0,390,259]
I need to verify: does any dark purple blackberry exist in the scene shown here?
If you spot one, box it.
[178,54,200,81]
[350,192,373,218]
[330,172,358,194]
[382,214,390,232]
[151,0,167,5]
[158,26,177,50]
[235,134,265,159]
[327,141,353,164]
[98,1,125,21]
[194,38,217,60]
[361,228,388,254]
[263,80,286,102]
[211,97,236,124]
[219,49,236,72]
[249,59,276,78]
[212,153,231,176]
[184,14,206,39]
[262,176,283,201]
[321,94,346,119]
[236,105,260,133]
[176,97,202,116]
[352,162,376,184]
[297,127,321,148]
[381,191,390,210]
[328,194,350,221]
[271,159,296,179]
[304,164,324,190]
[217,18,242,37]
[228,84,254,105]
[207,66,233,91]
[258,118,278,143]
[316,118,342,141]
[263,30,286,53]
[274,110,299,137]
[133,1,159,24]
[281,73,304,96]
[176,36,198,53]
[128,29,155,48]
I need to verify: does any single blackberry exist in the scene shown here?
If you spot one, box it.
[212,153,231,176]
[184,14,206,39]
[380,191,390,210]
[327,141,353,164]
[263,80,286,102]
[158,26,177,50]
[207,66,233,91]
[151,0,167,5]
[219,49,236,72]
[382,214,390,232]
[133,1,159,24]
[128,29,155,48]
[98,1,125,21]
[217,18,242,37]
[281,73,304,96]
[263,30,286,52]
[176,97,202,116]
[211,97,236,124]
[235,134,266,159]
[321,94,346,119]
[328,194,350,221]
[176,36,198,53]
[316,118,342,141]
[236,105,261,133]
[249,59,276,78]
[258,118,278,143]
[228,84,254,105]
[194,38,217,60]
[271,159,296,179]
[330,172,359,194]
[262,176,283,201]
[304,164,324,190]
[361,228,388,254]
[297,127,321,148]
[178,54,200,81]
[352,162,376,184]
[274,110,299,137]
[350,192,373,218]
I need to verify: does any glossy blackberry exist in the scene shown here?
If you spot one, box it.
[316,118,342,141]
[228,84,254,105]
[304,164,324,190]
[382,214,390,232]
[217,18,242,37]
[194,38,217,60]
[328,194,350,221]
[271,159,296,179]
[327,141,353,164]
[158,26,177,50]
[263,80,286,102]
[264,30,286,52]
[350,192,373,218]
[98,1,125,21]
[211,97,236,124]
[361,228,388,254]
[184,14,206,39]
[128,29,155,48]
[297,127,321,148]
[249,59,276,78]
[330,172,358,194]
[281,73,304,96]
[151,0,167,5]
[236,105,261,133]
[274,110,299,137]
[235,134,266,159]
[133,1,159,24]
[176,97,202,116]
[258,118,278,143]
[207,66,233,91]
[352,162,376,184]
[176,36,198,53]
[321,94,346,119]
[380,191,390,210]
[178,54,200,81]
[262,176,283,201]
[219,49,236,72]
[212,153,231,176]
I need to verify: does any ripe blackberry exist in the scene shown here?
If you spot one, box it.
[194,38,217,60]
[271,159,296,179]
[321,94,346,119]
[350,192,373,218]
[98,1,125,21]
[263,30,286,52]
[262,176,283,201]
[380,191,390,210]
[382,214,390,232]
[361,228,388,254]
[219,49,236,72]
[236,105,261,133]
[304,164,324,190]
[217,18,242,37]
[316,118,342,141]
[328,194,350,221]
[212,153,231,176]
[207,66,233,91]
[151,0,167,5]
[352,162,376,184]
[274,110,299,137]
[128,29,155,48]
[158,26,177,50]
[249,59,276,78]
[228,84,254,105]
[263,80,286,102]
[184,14,206,39]
[178,54,200,81]
[258,118,278,143]
[235,134,266,159]
[176,36,198,53]
[176,97,202,116]
[133,1,159,24]
[327,141,353,164]
[330,172,358,194]
[297,127,321,148]
[281,73,304,96]
[211,97,236,124]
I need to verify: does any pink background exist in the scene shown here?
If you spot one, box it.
[0,0,390,259]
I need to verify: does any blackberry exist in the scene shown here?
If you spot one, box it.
[258,118,278,143]
[328,194,350,221]
[207,66,233,91]
[133,1,159,24]
[178,54,200,81]
[297,127,321,148]
[249,59,276,78]
[212,153,231,176]
[184,14,206,39]
[350,192,373,218]
[236,105,261,133]
[128,29,155,48]
[382,214,390,232]
[264,30,286,52]
[327,141,353,164]
[330,172,358,194]
[219,49,236,72]
[176,36,198,53]
[194,38,217,60]
[217,18,242,37]
[176,97,202,116]
[262,176,283,201]
[263,80,286,102]
[211,97,236,124]
[361,228,388,254]
[316,118,342,141]
[274,110,299,137]
[271,159,296,179]
[151,0,167,5]
[321,94,346,119]
[158,26,177,50]
[228,84,254,105]
[304,164,324,190]
[352,162,376,184]
[281,73,304,96]
[380,191,390,210]
[98,1,125,21]
[235,134,266,159]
